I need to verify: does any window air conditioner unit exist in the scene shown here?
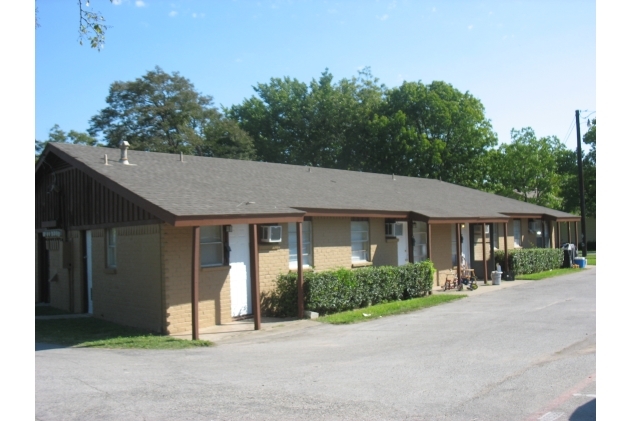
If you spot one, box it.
[385,222,404,237]
[260,225,282,243]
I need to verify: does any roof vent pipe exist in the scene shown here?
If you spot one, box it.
[104,154,109,165]
[180,152,184,162]
[119,140,130,165]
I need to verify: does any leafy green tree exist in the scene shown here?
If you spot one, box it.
[229,70,496,189]
[35,124,98,157]
[228,68,383,169]
[490,127,568,208]
[88,66,255,159]
[582,119,596,217]
[556,119,596,217]
[365,80,497,188]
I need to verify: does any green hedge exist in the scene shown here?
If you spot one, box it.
[260,261,435,317]
[494,248,563,276]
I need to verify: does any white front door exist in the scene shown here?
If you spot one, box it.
[229,224,251,317]
[397,221,409,266]
[86,230,93,314]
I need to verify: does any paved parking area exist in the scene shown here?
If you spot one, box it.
[37,268,595,420]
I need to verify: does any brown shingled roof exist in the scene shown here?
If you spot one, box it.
[39,143,580,225]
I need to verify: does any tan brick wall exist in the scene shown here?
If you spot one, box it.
[370,218,398,267]
[258,223,290,295]
[91,225,163,332]
[161,224,232,334]
[430,224,454,287]
[312,217,352,271]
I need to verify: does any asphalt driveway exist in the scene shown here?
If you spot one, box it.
[36,268,596,421]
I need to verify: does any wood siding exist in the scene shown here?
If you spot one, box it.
[36,167,157,231]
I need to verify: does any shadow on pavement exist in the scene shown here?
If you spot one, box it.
[569,398,595,421]
[36,342,69,351]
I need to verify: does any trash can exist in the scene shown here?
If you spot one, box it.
[562,243,576,268]
[574,257,586,268]
[491,271,502,285]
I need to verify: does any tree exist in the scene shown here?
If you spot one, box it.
[227,68,384,169]
[88,66,256,159]
[35,124,98,158]
[490,127,568,208]
[36,1,112,51]
[582,119,596,217]
[228,70,497,189]
[364,80,497,188]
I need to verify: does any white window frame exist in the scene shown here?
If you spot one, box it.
[200,226,224,267]
[106,228,117,268]
[351,220,370,263]
[289,221,312,269]
[513,219,521,248]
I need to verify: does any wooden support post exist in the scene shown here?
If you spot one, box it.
[556,222,561,248]
[503,222,509,276]
[249,224,261,330]
[191,226,200,340]
[427,223,432,262]
[408,217,414,264]
[567,222,571,245]
[456,223,462,282]
[482,223,488,283]
[297,222,304,319]
[574,221,579,248]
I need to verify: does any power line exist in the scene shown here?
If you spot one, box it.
[562,115,575,147]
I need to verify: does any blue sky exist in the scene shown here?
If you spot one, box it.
[34,0,595,148]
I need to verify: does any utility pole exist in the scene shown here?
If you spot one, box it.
[575,110,587,258]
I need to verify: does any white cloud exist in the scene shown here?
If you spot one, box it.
[235,58,243,63]
[432,7,436,12]
[112,0,123,5]
[377,14,388,21]
[328,8,337,14]
[468,25,473,30]
[169,10,177,17]
[192,12,197,18]
[388,1,397,10]
[135,0,146,7]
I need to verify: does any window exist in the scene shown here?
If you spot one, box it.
[351,220,370,262]
[289,221,312,268]
[412,221,428,262]
[106,228,117,268]
[513,219,521,247]
[493,223,505,250]
[200,226,224,267]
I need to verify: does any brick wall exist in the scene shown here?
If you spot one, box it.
[91,225,163,332]
[430,224,454,286]
[161,224,232,334]
[312,217,352,271]
[258,223,290,294]
[370,218,398,267]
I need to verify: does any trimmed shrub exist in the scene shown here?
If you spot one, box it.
[261,261,436,317]
[494,248,563,276]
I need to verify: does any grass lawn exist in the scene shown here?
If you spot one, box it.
[35,306,71,317]
[515,268,583,281]
[36,317,213,349]
[587,252,596,266]
[318,294,467,324]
